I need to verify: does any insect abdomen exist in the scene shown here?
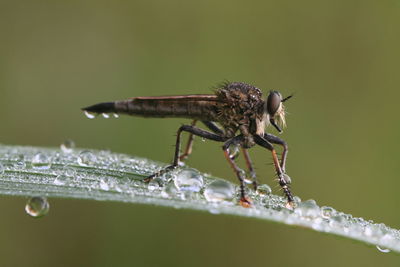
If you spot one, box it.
[83,97,219,121]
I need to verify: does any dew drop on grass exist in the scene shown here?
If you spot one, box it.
[256,184,272,195]
[102,113,110,119]
[148,179,161,191]
[60,139,75,153]
[31,153,51,170]
[99,179,110,191]
[162,182,179,198]
[295,199,320,218]
[15,155,26,168]
[376,245,391,253]
[54,175,68,185]
[25,197,49,218]
[174,169,204,192]
[204,180,235,203]
[77,151,96,166]
[113,113,119,118]
[0,163,4,175]
[321,206,336,219]
[84,110,96,119]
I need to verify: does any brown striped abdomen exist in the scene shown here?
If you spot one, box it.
[114,95,220,121]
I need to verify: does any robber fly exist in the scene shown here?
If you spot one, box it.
[82,82,294,208]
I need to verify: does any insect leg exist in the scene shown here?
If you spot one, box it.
[254,135,294,207]
[242,148,258,190]
[222,136,252,207]
[145,125,226,182]
[263,133,288,173]
[179,120,197,161]
[179,121,224,161]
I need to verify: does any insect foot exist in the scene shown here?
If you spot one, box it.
[143,165,177,183]
[239,196,252,208]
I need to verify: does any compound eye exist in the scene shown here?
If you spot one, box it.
[266,91,282,116]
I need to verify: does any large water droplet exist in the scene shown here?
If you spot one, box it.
[102,113,110,119]
[25,197,49,218]
[376,245,391,253]
[256,184,272,195]
[295,199,320,218]
[77,151,96,166]
[113,113,119,118]
[84,110,96,119]
[31,153,51,170]
[174,169,204,192]
[60,139,75,153]
[161,182,179,198]
[204,180,235,203]
[0,163,4,175]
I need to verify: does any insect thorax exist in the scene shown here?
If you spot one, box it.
[215,82,266,139]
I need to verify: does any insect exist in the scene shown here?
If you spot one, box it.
[82,82,294,208]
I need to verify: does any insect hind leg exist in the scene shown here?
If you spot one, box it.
[144,125,226,182]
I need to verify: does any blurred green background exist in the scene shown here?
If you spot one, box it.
[1,0,400,266]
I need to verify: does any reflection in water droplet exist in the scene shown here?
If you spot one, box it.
[204,180,235,202]
[174,169,204,192]
[60,139,75,153]
[31,153,51,170]
[102,113,110,118]
[84,110,96,119]
[113,113,119,118]
[256,184,272,195]
[376,245,391,253]
[25,197,49,218]
[77,151,96,166]
[0,163,4,175]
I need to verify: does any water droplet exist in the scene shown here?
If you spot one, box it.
[63,166,76,177]
[162,182,179,198]
[113,113,119,118]
[84,110,96,119]
[148,180,160,191]
[54,174,68,185]
[204,180,235,202]
[174,169,204,192]
[31,153,51,170]
[295,199,320,218]
[99,179,110,191]
[281,173,291,184]
[15,154,26,168]
[60,139,75,153]
[321,206,336,219]
[376,245,391,253]
[0,163,4,175]
[25,197,49,218]
[256,184,272,195]
[102,113,110,118]
[77,151,96,166]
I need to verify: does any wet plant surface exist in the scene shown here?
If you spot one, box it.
[0,144,399,254]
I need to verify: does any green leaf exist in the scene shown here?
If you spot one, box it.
[0,144,398,253]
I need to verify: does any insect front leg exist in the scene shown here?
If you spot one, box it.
[144,125,226,182]
[241,148,258,190]
[253,135,294,208]
[263,133,288,173]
